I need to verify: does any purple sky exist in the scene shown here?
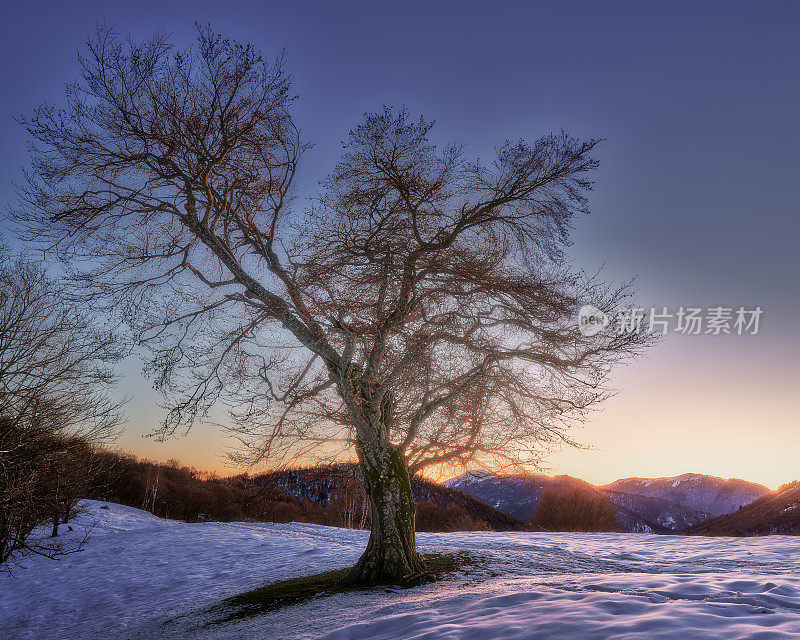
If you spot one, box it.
[1,1,798,486]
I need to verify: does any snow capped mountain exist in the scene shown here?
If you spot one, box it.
[444,472,666,532]
[602,473,770,518]
[446,472,770,532]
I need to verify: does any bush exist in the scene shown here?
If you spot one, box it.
[531,486,620,532]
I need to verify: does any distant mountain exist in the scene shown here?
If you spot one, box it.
[258,465,530,532]
[603,490,707,531]
[444,471,590,521]
[446,471,771,533]
[445,471,671,533]
[602,474,770,518]
[689,482,800,536]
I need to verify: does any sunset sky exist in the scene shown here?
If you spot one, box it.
[1,1,797,488]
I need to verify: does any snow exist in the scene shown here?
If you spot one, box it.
[3,501,800,639]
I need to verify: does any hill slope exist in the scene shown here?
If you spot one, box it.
[257,465,530,532]
[602,473,770,517]
[87,453,527,532]
[689,482,800,536]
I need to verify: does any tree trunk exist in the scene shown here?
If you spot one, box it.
[346,442,426,585]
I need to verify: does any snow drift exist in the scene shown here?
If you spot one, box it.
[2,500,800,639]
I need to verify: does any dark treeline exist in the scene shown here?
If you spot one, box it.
[255,464,523,532]
[87,451,343,525]
[56,448,625,535]
[1,419,99,565]
[85,452,514,533]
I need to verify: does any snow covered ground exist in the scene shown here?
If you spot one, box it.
[3,501,800,639]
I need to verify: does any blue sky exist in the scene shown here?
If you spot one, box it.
[1,1,798,485]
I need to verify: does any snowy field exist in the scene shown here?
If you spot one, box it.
[2,501,800,639]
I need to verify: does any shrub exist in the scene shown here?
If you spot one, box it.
[531,486,620,532]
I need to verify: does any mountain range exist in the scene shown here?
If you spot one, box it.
[445,471,770,533]
[258,465,786,535]
[84,450,789,536]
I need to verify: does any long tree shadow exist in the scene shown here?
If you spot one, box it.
[207,551,483,623]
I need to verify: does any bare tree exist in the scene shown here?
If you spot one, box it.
[48,437,100,538]
[0,255,123,569]
[16,25,646,583]
[531,486,620,532]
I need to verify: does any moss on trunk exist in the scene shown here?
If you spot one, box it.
[346,443,427,585]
